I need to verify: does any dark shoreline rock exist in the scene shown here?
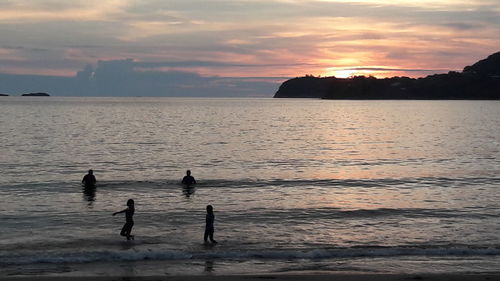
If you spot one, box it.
[0,93,9,96]
[22,92,50,96]
[274,52,500,100]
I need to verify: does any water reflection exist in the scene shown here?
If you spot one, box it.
[182,185,196,198]
[82,186,96,205]
[2,99,498,182]
[204,260,214,273]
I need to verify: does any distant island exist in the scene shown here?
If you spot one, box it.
[21,92,50,96]
[274,52,500,99]
[0,92,50,96]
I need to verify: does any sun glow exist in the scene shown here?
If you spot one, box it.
[0,0,497,80]
[325,68,376,78]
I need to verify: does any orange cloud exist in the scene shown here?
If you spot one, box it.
[0,0,499,80]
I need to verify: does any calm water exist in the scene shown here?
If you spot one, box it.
[0,97,499,276]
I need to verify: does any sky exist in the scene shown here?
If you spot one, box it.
[0,0,499,96]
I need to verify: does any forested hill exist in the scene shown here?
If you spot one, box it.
[274,52,500,99]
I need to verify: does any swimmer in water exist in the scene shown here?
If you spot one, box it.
[82,169,96,188]
[181,170,196,185]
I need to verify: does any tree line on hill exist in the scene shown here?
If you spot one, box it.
[274,52,500,99]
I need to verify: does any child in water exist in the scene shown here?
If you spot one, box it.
[204,205,217,244]
[113,199,135,240]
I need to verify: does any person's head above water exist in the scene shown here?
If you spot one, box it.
[127,199,134,207]
[206,205,213,213]
[186,170,191,176]
[88,169,93,175]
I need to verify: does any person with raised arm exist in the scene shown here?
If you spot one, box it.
[113,199,135,240]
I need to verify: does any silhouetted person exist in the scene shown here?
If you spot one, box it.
[182,170,196,185]
[113,199,135,240]
[82,169,96,188]
[204,205,217,244]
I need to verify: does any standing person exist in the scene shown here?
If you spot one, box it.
[113,199,135,240]
[182,170,196,185]
[204,205,217,244]
[82,169,97,188]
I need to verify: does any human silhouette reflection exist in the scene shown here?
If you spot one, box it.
[182,185,196,198]
[204,260,214,273]
[82,186,96,204]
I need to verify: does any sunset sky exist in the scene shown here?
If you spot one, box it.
[1,0,499,96]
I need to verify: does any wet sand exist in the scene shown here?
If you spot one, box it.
[3,274,500,281]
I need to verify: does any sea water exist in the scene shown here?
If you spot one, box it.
[0,97,499,276]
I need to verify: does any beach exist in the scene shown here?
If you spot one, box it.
[3,274,500,281]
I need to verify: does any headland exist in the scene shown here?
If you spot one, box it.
[274,52,500,99]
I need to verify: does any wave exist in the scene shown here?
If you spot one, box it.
[2,245,499,266]
[3,176,499,191]
[75,176,500,190]
[229,207,499,222]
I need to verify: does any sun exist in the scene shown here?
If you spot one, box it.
[326,69,359,78]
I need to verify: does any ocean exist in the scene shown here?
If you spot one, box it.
[0,97,499,276]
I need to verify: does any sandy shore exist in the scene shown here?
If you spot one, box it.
[2,274,500,281]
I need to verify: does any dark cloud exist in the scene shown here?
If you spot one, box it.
[8,0,88,10]
[133,60,318,69]
[345,67,445,72]
[0,45,25,50]
[442,22,483,30]
[0,57,82,69]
